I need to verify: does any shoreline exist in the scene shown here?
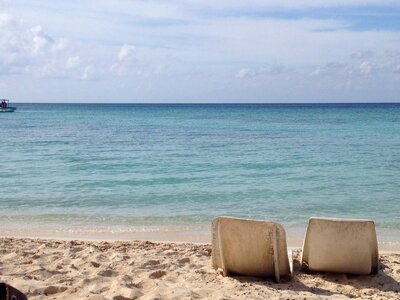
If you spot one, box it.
[1,224,399,252]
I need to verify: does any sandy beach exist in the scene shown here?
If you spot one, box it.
[2,0,400,298]
[0,237,399,299]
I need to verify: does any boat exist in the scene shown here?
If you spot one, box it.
[0,99,17,112]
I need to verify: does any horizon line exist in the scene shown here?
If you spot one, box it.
[11,101,400,105]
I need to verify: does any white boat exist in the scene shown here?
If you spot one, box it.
[0,99,16,112]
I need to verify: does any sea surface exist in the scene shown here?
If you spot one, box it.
[1,103,399,240]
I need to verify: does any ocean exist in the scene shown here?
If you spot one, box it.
[1,103,399,242]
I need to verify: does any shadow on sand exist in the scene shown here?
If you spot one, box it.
[228,253,400,298]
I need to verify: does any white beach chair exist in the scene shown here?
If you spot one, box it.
[301,217,379,275]
[211,216,291,282]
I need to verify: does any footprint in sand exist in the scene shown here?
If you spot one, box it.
[87,296,107,300]
[165,250,177,257]
[95,254,108,262]
[98,267,117,277]
[45,285,68,295]
[178,257,190,265]
[142,260,160,268]
[112,296,132,300]
[32,285,68,296]
[149,270,167,279]
[91,261,101,268]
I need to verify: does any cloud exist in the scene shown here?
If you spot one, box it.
[310,60,374,77]
[310,50,400,79]
[385,50,400,59]
[235,68,252,79]
[236,64,288,79]
[81,65,95,80]
[117,45,136,62]
[66,56,80,69]
[30,25,53,54]
[359,61,372,74]
[110,44,171,77]
[111,45,137,76]
[350,50,375,60]
[384,51,400,74]
[0,12,91,79]
[0,14,54,74]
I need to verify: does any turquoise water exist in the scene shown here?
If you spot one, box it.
[1,103,399,234]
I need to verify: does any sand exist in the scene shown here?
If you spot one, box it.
[0,237,399,300]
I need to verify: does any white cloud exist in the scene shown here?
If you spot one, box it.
[236,64,288,79]
[310,51,400,80]
[118,45,136,62]
[111,45,137,76]
[30,25,53,54]
[110,44,171,77]
[81,65,96,80]
[350,51,375,60]
[66,56,80,69]
[310,62,347,76]
[236,68,252,79]
[359,61,372,75]
[0,12,91,79]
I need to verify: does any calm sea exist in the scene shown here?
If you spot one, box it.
[1,103,399,238]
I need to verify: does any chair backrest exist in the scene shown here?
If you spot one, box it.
[301,217,379,274]
[212,216,290,282]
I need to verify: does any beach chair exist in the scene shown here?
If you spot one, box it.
[0,282,28,300]
[301,217,379,275]
[211,216,291,282]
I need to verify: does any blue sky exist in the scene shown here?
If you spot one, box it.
[1,0,400,103]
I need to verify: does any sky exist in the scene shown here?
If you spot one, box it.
[1,0,400,103]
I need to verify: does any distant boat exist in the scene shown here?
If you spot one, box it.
[0,99,16,113]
